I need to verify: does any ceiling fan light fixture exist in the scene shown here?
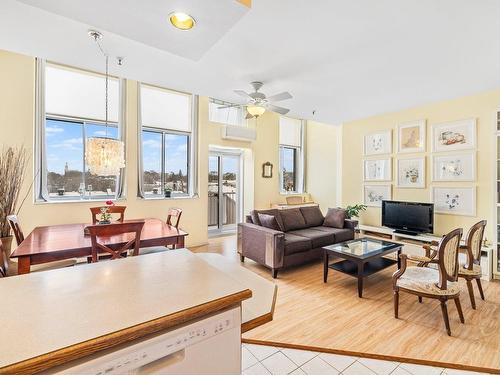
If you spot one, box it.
[169,12,196,30]
[246,105,266,118]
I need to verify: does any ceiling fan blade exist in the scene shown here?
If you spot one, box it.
[267,104,290,115]
[266,91,293,102]
[217,104,240,109]
[234,90,252,98]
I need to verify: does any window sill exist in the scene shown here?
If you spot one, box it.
[34,197,126,205]
[279,191,305,196]
[139,194,199,201]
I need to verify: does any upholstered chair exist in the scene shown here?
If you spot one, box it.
[393,228,464,336]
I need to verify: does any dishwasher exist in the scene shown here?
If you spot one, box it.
[43,307,242,375]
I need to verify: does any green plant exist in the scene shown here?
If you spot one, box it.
[345,204,367,219]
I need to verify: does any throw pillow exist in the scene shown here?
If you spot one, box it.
[300,206,324,227]
[280,208,307,231]
[258,213,283,232]
[323,208,346,229]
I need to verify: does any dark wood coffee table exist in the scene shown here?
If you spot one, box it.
[323,238,402,298]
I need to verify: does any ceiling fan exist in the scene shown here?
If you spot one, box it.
[219,81,293,119]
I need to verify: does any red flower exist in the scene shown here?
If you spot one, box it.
[105,200,114,206]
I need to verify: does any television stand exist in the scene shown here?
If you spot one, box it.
[393,229,420,236]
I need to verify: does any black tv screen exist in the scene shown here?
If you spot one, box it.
[382,200,434,235]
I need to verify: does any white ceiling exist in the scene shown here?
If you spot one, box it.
[2,0,500,124]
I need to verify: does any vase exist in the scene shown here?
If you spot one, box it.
[164,191,172,198]
[0,236,13,257]
[98,220,111,225]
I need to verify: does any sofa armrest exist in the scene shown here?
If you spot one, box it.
[344,219,359,231]
[237,223,285,270]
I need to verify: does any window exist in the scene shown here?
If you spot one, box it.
[139,84,196,198]
[208,98,244,126]
[37,62,123,201]
[279,116,304,193]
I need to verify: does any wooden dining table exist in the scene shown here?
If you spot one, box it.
[10,218,188,274]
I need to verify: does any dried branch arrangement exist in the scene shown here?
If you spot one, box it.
[0,146,28,237]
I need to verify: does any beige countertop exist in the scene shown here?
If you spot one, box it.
[0,250,251,374]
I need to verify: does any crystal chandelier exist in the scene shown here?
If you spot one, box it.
[85,30,125,177]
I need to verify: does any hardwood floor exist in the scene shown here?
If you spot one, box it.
[192,235,500,373]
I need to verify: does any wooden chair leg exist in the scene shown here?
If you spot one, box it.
[466,279,476,309]
[418,296,423,303]
[475,278,485,300]
[393,291,399,318]
[440,300,451,336]
[272,269,278,279]
[454,297,465,324]
[240,255,245,262]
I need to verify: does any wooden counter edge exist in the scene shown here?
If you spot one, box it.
[241,284,278,333]
[0,289,252,375]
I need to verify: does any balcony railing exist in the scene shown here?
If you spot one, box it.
[208,192,237,227]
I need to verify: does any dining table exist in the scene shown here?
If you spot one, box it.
[10,218,188,274]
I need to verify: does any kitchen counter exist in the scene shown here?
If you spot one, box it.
[0,250,251,374]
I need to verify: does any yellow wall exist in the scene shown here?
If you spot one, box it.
[0,49,290,247]
[342,90,498,242]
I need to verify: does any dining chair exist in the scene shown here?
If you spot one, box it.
[139,208,183,256]
[6,215,24,245]
[393,228,464,336]
[87,221,145,263]
[286,196,304,205]
[90,206,127,225]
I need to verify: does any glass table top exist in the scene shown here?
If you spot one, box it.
[323,238,401,259]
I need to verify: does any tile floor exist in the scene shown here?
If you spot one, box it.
[241,344,495,375]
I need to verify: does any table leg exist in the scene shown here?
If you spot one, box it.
[357,262,364,298]
[397,248,402,269]
[17,257,31,274]
[323,251,329,283]
[176,235,185,249]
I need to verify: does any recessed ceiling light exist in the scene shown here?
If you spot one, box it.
[169,12,196,30]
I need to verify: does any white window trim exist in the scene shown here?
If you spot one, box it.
[279,119,306,194]
[34,59,127,203]
[137,83,199,199]
[208,98,246,127]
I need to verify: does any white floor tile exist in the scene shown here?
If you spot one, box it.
[261,351,298,375]
[242,346,259,370]
[300,357,339,375]
[389,368,412,375]
[243,362,272,375]
[281,348,318,367]
[399,362,443,375]
[341,361,376,375]
[442,369,486,375]
[318,353,358,372]
[357,357,399,375]
[289,368,307,375]
[246,344,280,361]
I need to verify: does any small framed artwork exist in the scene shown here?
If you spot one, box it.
[432,152,476,182]
[364,130,392,156]
[364,158,392,181]
[364,185,392,207]
[432,118,476,152]
[397,120,426,153]
[397,157,425,188]
[262,162,273,178]
[432,186,476,216]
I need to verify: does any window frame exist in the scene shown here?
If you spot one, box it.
[35,59,126,203]
[278,118,306,194]
[208,98,246,127]
[137,82,198,199]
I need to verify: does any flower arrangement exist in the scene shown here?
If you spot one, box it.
[405,167,419,183]
[99,200,115,224]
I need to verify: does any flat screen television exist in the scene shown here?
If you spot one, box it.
[381,200,434,236]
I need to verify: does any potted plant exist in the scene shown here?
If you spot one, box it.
[164,187,172,198]
[0,146,28,254]
[98,200,115,224]
[345,204,367,219]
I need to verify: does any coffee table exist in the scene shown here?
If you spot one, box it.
[323,238,402,297]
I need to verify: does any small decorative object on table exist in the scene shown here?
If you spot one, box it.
[164,187,172,198]
[99,200,115,224]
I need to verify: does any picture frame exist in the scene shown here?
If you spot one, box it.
[432,152,476,182]
[397,120,426,153]
[432,118,476,152]
[397,157,425,188]
[432,186,476,216]
[364,130,392,156]
[363,185,392,207]
[262,162,273,178]
[364,158,392,181]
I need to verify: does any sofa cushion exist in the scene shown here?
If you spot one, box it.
[284,233,312,255]
[280,208,307,231]
[258,213,282,232]
[311,226,354,243]
[300,206,324,227]
[250,209,284,231]
[288,228,334,248]
[323,208,346,229]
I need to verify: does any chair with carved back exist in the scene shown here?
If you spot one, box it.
[393,228,464,336]
[90,206,127,225]
[6,215,24,245]
[285,196,304,205]
[139,208,183,256]
[87,221,145,263]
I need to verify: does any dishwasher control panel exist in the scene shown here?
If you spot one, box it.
[46,307,239,375]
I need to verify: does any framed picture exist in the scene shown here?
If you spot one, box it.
[397,120,426,153]
[432,187,476,216]
[364,130,392,156]
[397,157,425,188]
[262,162,273,178]
[432,118,476,152]
[364,185,392,207]
[364,158,392,181]
[432,152,476,182]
